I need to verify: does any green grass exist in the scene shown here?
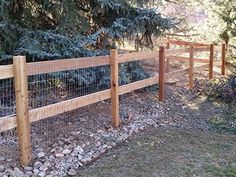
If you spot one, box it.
[207,101,236,134]
[78,128,236,177]
[205,165,236,177]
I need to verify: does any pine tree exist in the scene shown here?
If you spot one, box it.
[0,0,175,87]
[0,0,175,62]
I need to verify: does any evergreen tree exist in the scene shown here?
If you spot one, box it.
[0,0,175,87]
[0,0,175,63]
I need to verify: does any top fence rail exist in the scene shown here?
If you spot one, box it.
[0,45,215,80]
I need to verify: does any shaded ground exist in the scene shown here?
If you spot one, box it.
[77,81,236,177]
[78,128,236,177]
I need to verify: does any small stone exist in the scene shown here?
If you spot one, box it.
[58,141,64,146]
[6,158,13,163]
[25,171,33,175]
[38,171,46,177]
[62,149,71,155]
[75,145,84,154]
[67,168,77,176]
[37,152,45,158]
[146,119,156,126]
[52,143,58,148]
[34,161,42,168]
[0,165,4,172]
[39,165,48,171]
[55,153,64,158]
[33,168,40,174]
[35,148,44,152]
[95,141,101,147]
[49,155,55,160]
[67,144,74,149]
[102,144,108,149]
[24,166,33,171]
[0,157,5,161]
[44,161,51,167]
[78,154,83,160]
[97,129,104,134]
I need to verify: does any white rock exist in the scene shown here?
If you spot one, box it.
[0,165,4,172]
[25,171,33,175]
[38,171,46,177]
[67,168,77,176]
[33,168,40,174]
[6,158,13,163]
[74,145,84,154]
[34,161,42,168]
[62,149,71,155]
[78,155,83,160]
[55,153,64,158]
[37,152,45,158]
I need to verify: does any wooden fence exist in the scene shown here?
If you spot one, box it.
[0,40,227,166]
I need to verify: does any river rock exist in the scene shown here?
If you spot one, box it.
[67,168,77,176]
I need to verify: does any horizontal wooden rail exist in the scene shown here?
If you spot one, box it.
[0,115,17,132]
[119,76,158,95]
[167,56,209,63]
[0,61,222,132]
[118,51,158,63]
[166,39,209,47]
[0,89,111,132]
[0,65,14,79]
[166,48,190,55]
[27,55,110,76]
[0,46,211,79]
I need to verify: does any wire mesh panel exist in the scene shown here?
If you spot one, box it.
[27,64,112,159]
[118,50,160,124]
[0,77,18,167]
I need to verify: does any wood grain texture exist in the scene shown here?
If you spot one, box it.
[159,46,165,102]
[27,55,110,76]
[209,44,214,79]
[13,56,32,166]
[0,65,14,79]
[110,49,120,128]
[189,45,194,89]
[221,44,226,75]
[119,76,158,95]
[118,51,158,63]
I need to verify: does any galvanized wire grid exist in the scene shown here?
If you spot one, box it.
[0,48,219,166]
[0,78,18,165]
[119,55,159,122]
[28,65,111,153]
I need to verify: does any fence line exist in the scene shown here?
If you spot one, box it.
[0,39,227,166]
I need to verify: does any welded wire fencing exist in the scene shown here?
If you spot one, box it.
[0,40,227,167]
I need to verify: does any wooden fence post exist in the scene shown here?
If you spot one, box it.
[159,46,165,102]
[209,44,214,79]
[110,49,120,128]
[165,43,170,72]
[221,43,226,75]
[13,56,31,166]
[189,45,194,89]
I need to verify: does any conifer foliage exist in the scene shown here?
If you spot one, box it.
[0,0,174,87]
[0,0,174,62]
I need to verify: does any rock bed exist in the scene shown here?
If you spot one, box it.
[0,90,167,177]
[0,65,227,177]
